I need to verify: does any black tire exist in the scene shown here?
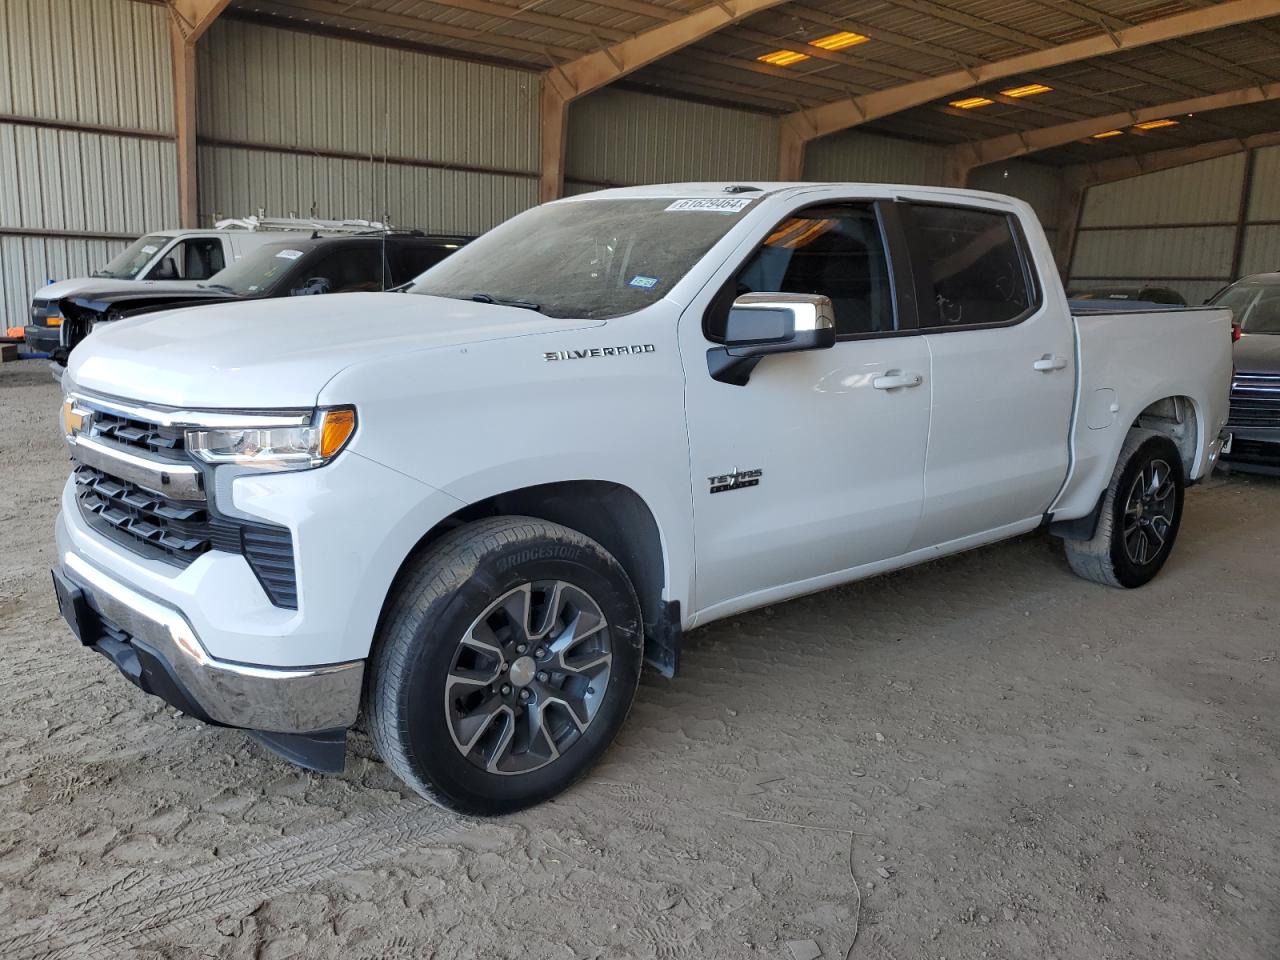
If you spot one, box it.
[1061,430,1185,588]
[365,516,643,815]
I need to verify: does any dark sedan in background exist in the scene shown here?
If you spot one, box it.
[54,231,468,364]
[1211,273,1280,475]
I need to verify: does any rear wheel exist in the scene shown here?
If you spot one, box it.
[1061,430,1185,588]
[365,516,643,814]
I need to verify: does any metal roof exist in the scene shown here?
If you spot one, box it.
[227,0,1280,168]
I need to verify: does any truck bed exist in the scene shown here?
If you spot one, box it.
[1050,304,1233,521]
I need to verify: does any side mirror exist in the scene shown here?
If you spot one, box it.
[707,293,836,385]
[151,257,179,281]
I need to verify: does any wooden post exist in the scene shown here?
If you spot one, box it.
[167,1,230,227]
[1051,173,1088,280]
[777,122,806,181]
[170,19,199,228]
[1229,148,1257,280]
[539,85,569,203]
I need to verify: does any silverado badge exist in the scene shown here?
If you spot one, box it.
[544,344,656,361]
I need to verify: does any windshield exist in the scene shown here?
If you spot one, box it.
[408,197,758,319]
[1211,281,1280,333]
[95,234,169,279]
[200,242,314,297]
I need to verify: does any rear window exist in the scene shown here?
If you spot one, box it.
[408,197,757,319]
[908,204,1036,328]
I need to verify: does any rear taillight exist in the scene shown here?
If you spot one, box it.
[1232,322,1242,342]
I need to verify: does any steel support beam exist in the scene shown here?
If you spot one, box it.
[945,81,1280,186]
[777,0,1280,180]
[538,0,789,202]
[168,1,229,227]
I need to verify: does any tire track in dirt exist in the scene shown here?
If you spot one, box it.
[0,801,474,959]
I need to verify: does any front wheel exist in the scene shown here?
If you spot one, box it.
[1061,430,1185,588]
[365,516,643,814]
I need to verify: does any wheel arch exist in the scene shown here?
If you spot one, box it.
[1131,394,1202,481]
[378,480,683,677]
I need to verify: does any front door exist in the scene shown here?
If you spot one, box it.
[680,199,933,618]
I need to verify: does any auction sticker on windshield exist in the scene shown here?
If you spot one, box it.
[275,249,305,260]
[665,198,754,213]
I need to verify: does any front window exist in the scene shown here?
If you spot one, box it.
[717,204,894,338]
[200,242,317,297]
[408,197,758,320]
[1211,282,1280,333]
[94,234,169,279]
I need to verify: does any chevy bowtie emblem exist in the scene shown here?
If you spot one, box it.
[708,468,762,494]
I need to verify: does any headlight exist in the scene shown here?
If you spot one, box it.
[186,406,356,470]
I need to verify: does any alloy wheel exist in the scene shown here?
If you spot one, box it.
[1122,457,1176,566]
[444,581,613,775]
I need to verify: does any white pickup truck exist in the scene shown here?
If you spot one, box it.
[52,183,1232,814]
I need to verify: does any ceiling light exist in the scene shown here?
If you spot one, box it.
[1092,129,1124,139]
[810,31,870,50]
[950,96,994,109]
[758,49,809,66]
[1134,118,1179,130]
[1001,83,1053,98]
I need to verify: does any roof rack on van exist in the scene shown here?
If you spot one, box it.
[212,215,392,234]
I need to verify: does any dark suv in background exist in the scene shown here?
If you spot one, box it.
[54,232,469,363]
[1210,273,1280,474]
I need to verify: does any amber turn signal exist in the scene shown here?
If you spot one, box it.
[319,407,357,458]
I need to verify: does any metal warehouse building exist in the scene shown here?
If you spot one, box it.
[5,0,1280,326]
[5,2,1280,958]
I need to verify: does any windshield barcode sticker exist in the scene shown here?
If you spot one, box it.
[665,198,754,213]
[275,249,304,260]
[628,275,659,289]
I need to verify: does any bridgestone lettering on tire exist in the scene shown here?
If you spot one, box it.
[1061,430,1186,589]
[365,516,643,815]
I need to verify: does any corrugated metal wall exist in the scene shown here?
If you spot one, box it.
[565,88,779,192]
[197,19,539,233]
[1069,153,1248,303]
[805,130,947,186]
[0,0,175,330]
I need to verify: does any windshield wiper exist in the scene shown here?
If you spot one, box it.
[471,292,542,312]
[198,283,237,294]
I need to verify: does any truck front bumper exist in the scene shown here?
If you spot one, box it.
[52,548,364,770]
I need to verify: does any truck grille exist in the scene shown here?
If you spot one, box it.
[1228,372,1280,429]
[70,397,299,610]
[89,409,187,458]
[76,464,219,561]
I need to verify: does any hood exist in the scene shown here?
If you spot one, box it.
[67,287,240,312]
[36,277,206,300]
[67,292,602,408]
[1233,333,1280,374]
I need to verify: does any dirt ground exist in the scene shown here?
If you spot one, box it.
[1,359,1277,960]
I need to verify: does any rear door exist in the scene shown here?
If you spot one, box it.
[681,197,933,616]
[900,200,1075,549]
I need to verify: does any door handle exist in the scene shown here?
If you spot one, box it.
[1033,354,1068,372]
[872,372,924,390]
